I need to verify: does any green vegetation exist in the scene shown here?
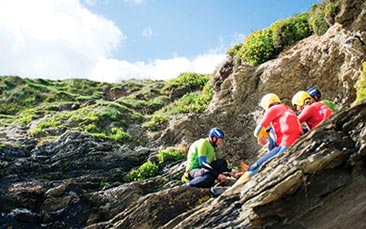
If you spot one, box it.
[239,28,277,66]
[0,76,105,116]
[226,43,242,57]
[162,72,208,96]
[114,80,168,118]
[144,73,213,129]
[156,148,185,165]
[355,62,366,104]
[271,13,312,49]
[28,102,137,142]
[100,181,111,187]
[309,0,340,35]
[229,12,312,66]
[123,148,185,182]
[309,0,341,35]
[123,160,159,182]
[227,0,341,66]
[0,74,212,144]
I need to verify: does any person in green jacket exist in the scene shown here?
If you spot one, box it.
[181,127,239,189]
[306,87,338,112]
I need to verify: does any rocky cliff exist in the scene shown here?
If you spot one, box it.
[1,0,366,228]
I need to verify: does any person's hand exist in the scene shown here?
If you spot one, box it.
[217,174,227,182]
[258,137,267,146]
[231,168,240,177]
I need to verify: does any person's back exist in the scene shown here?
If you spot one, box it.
[185,138,216,172]
[181,127,239,190]
[246,94,303,180]
[259,103,303,147]
[298,101,333,130]
[306,87,338,112]
[320,99,338,112]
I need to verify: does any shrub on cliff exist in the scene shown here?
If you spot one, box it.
[233,12,313,66]
[123,148,185,182]
[227,1,341,66]
[309,0,341,35]
[270,12,312,49]
[355,62,366,104]
[239,29,277,66]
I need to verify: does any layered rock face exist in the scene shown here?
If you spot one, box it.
[1,0,366,228]
[167,100,366,229]
[159,0,366,165]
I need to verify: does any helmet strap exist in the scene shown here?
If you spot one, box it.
[209,137,218,147]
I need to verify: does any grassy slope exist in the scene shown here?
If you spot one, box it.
[0,73,211,145]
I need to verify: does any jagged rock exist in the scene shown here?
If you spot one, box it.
[41,196,72,211]
[212,55,235,90]
[0,125,36,151]
[168,101,366,229]
[158,21,366,165]
[0,130,158,227]
[1,0,366,228]
[45,184,67,197]
[87,186,212,229]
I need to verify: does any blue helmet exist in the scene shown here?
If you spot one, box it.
[306,88,321,99]
[208,127,225,139]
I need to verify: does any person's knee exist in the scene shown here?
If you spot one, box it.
[189,173,215,188]
[248,162,258,172]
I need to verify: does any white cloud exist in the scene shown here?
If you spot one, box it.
[88,53,225,82]
[0,0,225,83]
[0,0,124,80]
[142,26,153,39]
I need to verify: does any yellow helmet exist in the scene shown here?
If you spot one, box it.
[260,93,281,110]
[292,91,312,106]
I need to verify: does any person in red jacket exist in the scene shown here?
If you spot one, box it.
[243,93,303,180]
[292,91,333,132]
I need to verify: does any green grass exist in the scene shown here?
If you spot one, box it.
[28,101,139,142]
[0,74,211,144]
[162,72,209,95]
[122,148,185,182]
[144,82,213,130]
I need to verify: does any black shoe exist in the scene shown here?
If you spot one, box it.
[210,187,225,197]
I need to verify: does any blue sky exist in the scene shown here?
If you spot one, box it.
[0,0,321,82]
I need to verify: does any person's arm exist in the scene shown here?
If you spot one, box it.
[254,108,276,145]
[198,156,213,170]
[254,125,268,138]
[297,106,312,124]
[197,142,219,178]
[254,124,268,146]
[298,106,313,131]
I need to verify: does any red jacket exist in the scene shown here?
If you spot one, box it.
[260,104,303,146]
[298,102,333,130]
